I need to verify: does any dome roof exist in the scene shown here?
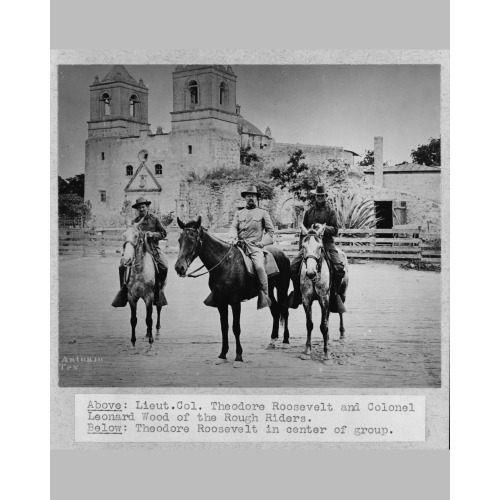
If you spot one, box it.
[238,116,268,137]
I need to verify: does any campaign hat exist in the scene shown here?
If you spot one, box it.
[131,196,151,209]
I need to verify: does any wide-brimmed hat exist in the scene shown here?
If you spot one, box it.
[131,196,151,209]
[310,185,328,196]
[241,185,260,198]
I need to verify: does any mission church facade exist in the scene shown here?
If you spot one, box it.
[85,64,362,226]
[84,64,283,223]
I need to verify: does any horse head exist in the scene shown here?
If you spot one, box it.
[175,216,202,276]
[120,217,145,266]
[301,223,326,280]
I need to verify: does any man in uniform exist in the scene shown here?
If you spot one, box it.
[112,196,169,307]
[288,185,346,311]
[228,185,275,309]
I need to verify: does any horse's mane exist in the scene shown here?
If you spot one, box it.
[303,228,322,241]
[182,220,229,246]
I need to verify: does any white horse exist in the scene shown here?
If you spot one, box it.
[299,223,349,365]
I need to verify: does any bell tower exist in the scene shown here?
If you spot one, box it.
[88,65,150,138]
[170,65,240,172]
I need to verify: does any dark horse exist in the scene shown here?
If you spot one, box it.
[119,220,165,350]
[174,217,290,367]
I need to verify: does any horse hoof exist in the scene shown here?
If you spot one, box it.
[282,342,291,349]
[215,358,228,365]
[233,361,243,368]
[300,353,311,360]
[266,342,276,350]
[323,358,334,366]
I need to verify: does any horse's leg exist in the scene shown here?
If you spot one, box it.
[267,290,280,349]
[231,301,243,367]
[339,313,345,339]
[281,300,290,347]
[215,302,229,365]
[320,297,333,365]
[155,305,162,338]
[129,300,137,348]
[145,300,155,348]
[300,299,313,360]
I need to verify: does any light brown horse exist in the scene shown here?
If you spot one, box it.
[120,220,164,349]
[299,223,349,365]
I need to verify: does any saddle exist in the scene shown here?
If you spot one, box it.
[236,244,279,279]
[203,244,279,308]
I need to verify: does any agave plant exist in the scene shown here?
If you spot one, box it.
[329,192,380,230]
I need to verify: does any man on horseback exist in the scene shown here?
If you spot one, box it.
[288,185,346,311]
[228,185,275,310]
[113,196,168,307]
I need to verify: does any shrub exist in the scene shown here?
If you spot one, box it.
[329,192,380,230]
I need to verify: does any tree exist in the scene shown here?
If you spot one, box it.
[58,173,88,220]
[58,173,85,196]
[270,149,317,201]
[240,146,262,166]
[411,137,441,166]
[358,150,374,166]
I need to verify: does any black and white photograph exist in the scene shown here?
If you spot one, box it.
[57,60,444,388]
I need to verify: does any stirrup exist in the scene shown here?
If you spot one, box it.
[257,291,272,310]
[154,290,168,307]
[288,291,302,309]
[329,294,347,314]
[111,286,128,308]
[203,292,218,308]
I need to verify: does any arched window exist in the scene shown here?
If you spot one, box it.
[129,95,139,117]
[219,82,228,105]
[188,80,199,104]
[155,164,163,176]
[126,165,133,176]
[101,93,111,116]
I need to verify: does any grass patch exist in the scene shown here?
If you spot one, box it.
[399,261,441,272]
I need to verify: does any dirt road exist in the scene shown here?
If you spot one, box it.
[58,255,441,387]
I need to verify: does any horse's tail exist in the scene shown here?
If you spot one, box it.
[276,252,291,325]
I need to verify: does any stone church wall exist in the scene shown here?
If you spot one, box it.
[261,142,348,170]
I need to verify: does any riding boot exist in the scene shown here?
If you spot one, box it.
[329,267,347,313]
[112,266,129,308]
[288,274,302,309]
[203,292,218,307]
[256,276,272,310]
[154,267,168,307]
[257,290,272,310]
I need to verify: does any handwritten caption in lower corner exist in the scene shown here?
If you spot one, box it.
[75,395,425,443]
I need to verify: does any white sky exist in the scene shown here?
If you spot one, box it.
[58,64,440,178]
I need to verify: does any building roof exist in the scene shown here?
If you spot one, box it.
[344,149,361,157]
[174,65,235,75]
[238,116,268,137]
[101,65,140,86]
[364,162,441,173]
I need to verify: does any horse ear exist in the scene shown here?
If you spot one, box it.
[194,216,202,229]
[300,223,308,236]
[317,223,326,236]
[177,217,185,229]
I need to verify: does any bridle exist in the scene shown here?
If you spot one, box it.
[302,234,325,280]
[180,227,233,278]
[121,229,145,282]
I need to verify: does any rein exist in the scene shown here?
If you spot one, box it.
[181,227,234,278]
[122,231,145,284]
[302,239,331,296]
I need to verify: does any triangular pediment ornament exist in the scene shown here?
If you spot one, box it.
[125,163,162,192]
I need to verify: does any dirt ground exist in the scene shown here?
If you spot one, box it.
[58,255,441,388]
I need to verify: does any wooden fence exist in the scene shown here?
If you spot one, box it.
[59,226,441,263]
